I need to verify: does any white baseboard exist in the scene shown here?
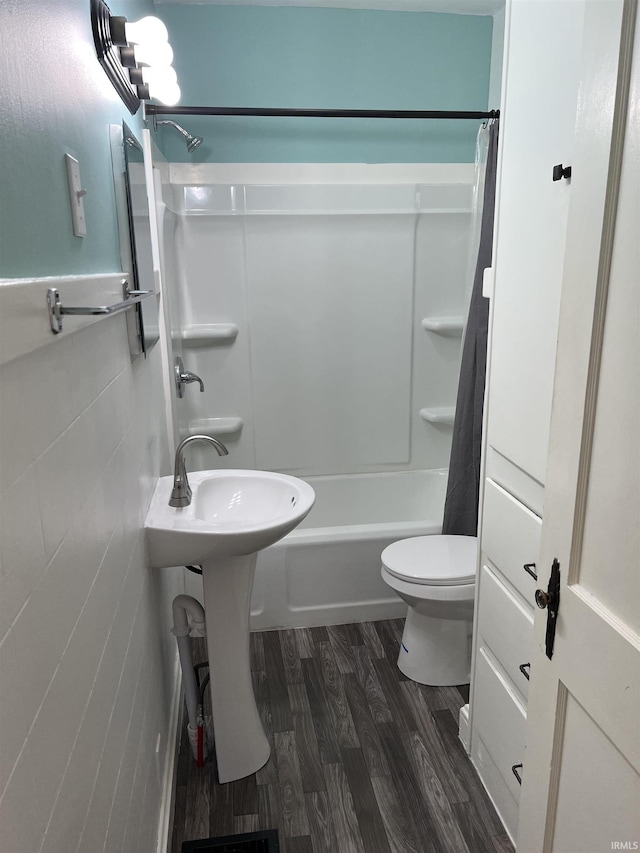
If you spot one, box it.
[458,702,471,754]
[155,653,183,853]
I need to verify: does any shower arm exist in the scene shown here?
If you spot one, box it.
[152,116,190,140]
[151,113,204,152]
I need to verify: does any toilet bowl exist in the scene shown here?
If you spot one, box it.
[381,535,477,686]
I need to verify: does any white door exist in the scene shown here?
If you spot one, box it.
[517,2,640,851]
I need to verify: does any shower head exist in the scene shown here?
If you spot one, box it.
[154,119,204,154]
[186,134,204,153]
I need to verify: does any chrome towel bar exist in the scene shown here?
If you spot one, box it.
[47,285,154,335]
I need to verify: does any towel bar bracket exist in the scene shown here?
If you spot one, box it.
[47,283,154,335]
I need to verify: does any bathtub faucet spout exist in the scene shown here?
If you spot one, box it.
[169,435,229,507]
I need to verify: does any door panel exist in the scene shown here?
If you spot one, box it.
[486,0,586,486]
[551,691,640,852]
[517,2,640,849]
[577,182,640,631]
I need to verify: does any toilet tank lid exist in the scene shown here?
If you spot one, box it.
[381,535,477,585]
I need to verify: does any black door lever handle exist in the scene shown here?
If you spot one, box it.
[536,559,561,659]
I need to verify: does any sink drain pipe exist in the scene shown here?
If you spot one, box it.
[171,594,207,763]
[196,670,210,769]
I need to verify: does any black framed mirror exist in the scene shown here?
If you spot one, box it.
[119,121,160,356]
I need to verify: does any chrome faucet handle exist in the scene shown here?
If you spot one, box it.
[182,371,204,392]
[174,355,205,398]
[169,434,229,507]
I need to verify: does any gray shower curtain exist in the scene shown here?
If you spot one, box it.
[442,119,499,537]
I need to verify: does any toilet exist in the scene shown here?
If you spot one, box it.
[381,535,477,686]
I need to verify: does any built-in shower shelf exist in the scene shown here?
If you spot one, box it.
[174,324,239,346]
[421,316,464,335]
[419,407,456,425]
[186,417,244,438]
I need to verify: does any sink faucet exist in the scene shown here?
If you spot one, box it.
[169,434,229,507]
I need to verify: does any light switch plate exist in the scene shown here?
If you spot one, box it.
[65,154,87,237]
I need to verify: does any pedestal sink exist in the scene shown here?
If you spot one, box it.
[145,469,315,782]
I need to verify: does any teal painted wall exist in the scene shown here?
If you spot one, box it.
[154,6,493,164]
[0,2,493,276]
[0,0,153,279]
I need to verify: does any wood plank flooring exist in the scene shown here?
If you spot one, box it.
[170,619,514,853]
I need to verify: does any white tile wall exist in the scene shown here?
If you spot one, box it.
[0,300,181,853]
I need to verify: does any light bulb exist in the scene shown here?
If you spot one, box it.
[124,16,168,46]
[140,65,178,87]
[149,82,181,106]
[132,41,174,68]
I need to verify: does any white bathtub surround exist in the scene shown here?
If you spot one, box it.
[168,162,475,187]
[0,274,180,852]
[160,163,476,631]
[159,164,474,477]
[242,469,448,630]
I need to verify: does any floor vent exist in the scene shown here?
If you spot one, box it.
[182,829,280,852]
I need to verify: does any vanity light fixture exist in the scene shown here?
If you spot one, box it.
[90,0,180,114]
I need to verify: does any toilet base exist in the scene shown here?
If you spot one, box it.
[397,606,470,686]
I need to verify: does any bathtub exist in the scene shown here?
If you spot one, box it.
[249,469,448,630]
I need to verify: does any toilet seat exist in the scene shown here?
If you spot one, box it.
[381,535,477,586]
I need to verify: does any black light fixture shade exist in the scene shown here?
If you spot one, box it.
[90,0,140,114]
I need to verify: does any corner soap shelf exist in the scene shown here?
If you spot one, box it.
[173,324,239,346]
[185,417,243,439]
[419,407,456,426]
[421,316,464,335]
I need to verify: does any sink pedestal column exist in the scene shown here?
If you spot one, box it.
[201,553,270,783]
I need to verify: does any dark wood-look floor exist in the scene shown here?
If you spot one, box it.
[170,619,514,853]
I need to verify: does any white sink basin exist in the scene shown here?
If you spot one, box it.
[145,469,316,568]
[145,467,315,783]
